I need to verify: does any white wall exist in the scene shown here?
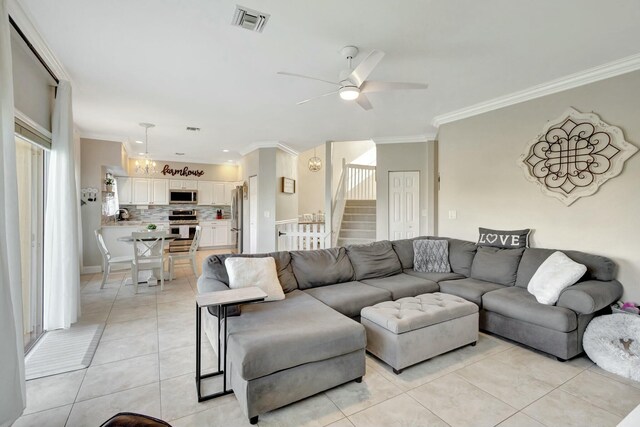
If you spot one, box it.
[376,142,436,240]
[437,70,640,301]
[80,138,129,269]
[239,147,293,253]
[239,149,259,252]
[297,144,325,215]
[276,149,298,221]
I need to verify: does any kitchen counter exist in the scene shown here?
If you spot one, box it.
[101,221,171,228]
[101,221,143,227]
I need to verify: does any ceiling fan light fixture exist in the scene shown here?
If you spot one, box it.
[339,86,360,101]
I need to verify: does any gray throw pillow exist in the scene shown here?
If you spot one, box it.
[346,240,402,281]
[413,239,451,273]
[478,227,530,249]
[470,246,525,286]
[290,247,355,289]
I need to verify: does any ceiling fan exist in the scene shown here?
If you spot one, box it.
[277,46,428,111]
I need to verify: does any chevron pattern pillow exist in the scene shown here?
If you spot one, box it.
[413,239,451,273]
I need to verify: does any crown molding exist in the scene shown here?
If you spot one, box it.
[78,132,127,143]
[239,141,299,157]
[372,134,436,144]
[8,0,73,83]
[432,53,640,128]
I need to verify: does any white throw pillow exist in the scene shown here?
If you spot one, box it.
[225,257,285,302]
[527,251,587,305]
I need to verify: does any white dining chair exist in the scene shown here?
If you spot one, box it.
[131,231,168,293]
[95,229,133,289]
[168,225,202,280]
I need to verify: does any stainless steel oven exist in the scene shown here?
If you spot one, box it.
[168,209,198,252]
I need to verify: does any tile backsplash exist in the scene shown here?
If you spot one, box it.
[106,204,231,223]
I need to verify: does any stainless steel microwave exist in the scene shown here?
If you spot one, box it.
[169,190,198,204]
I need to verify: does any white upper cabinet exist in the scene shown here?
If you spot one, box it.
[117,177,132,204]
[117,177,234,206]
[151,179,169,205]
[132,178,151,204]
[197,181,214,205]
[212,183,225,205]
[169,180,197,190]
[224,182,236,205]
[117,177,168,205]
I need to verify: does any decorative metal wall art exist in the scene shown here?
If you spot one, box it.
[519,108,637,206]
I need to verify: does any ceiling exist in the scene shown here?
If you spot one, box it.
[20,0,640,163]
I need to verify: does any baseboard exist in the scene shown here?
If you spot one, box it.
[81,265,102,274]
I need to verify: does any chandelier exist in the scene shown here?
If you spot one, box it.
[308,147,322,172]
[135,123,157,175]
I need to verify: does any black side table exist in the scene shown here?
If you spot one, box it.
[195,287,266,403]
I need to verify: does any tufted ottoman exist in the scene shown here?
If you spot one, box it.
[361,292,479,373]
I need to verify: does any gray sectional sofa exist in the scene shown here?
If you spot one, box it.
[197,237,623,423]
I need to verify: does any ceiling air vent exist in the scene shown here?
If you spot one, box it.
[232,5,269,33]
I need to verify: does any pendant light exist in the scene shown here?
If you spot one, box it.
[135,122,157,175]
[308,147,322,172]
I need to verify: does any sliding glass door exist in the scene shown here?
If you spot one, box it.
[15,135,46,352]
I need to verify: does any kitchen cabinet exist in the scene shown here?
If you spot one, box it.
[197,181,233,206]
[199,225,214,247]
[169,180,197,190]
[151,179,169,205]
[199,221,230,247]
[197,181,214,205]
[212,183,225,205]
[132,178,151,204]
[117,177,132,204]
[116,177,168,205]
[224,182,237,205]
[213,223,229,246]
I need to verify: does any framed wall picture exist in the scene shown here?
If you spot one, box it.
[281,177,296,194]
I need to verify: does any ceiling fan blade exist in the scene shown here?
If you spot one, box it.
[296,90,339,105]
[348,49,385,87]
[277,71,341,86]
[355,94,373,111]
[360,81,429,93]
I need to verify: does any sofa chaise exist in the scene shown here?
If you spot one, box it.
[197,237,623,423]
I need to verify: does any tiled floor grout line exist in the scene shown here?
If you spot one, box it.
[498,357,600,427]
[155,277,163,422]
[403,391,453,427]
[65,273,121,426]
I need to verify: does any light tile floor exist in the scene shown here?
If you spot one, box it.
[13,250,640,426]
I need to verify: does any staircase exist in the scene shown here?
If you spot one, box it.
[337,200,376,246]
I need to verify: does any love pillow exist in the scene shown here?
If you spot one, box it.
[478,227,530,249]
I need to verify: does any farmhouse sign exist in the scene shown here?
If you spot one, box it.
[161,165,205,177]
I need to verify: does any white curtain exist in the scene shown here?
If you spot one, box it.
[44,81,81,330]
[0,0,26,424]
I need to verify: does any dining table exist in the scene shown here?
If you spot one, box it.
[117,232,181,286]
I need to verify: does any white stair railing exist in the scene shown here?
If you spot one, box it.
[276,221,330,251]
[331,162,376,246]
[344,164,376,200]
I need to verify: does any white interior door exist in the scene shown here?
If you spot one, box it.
[389,171,420,239]
[249,175,258,253]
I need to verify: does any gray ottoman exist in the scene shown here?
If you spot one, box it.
[361,292,479,373]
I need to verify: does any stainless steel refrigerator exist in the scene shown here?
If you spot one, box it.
[231,186,244,253]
